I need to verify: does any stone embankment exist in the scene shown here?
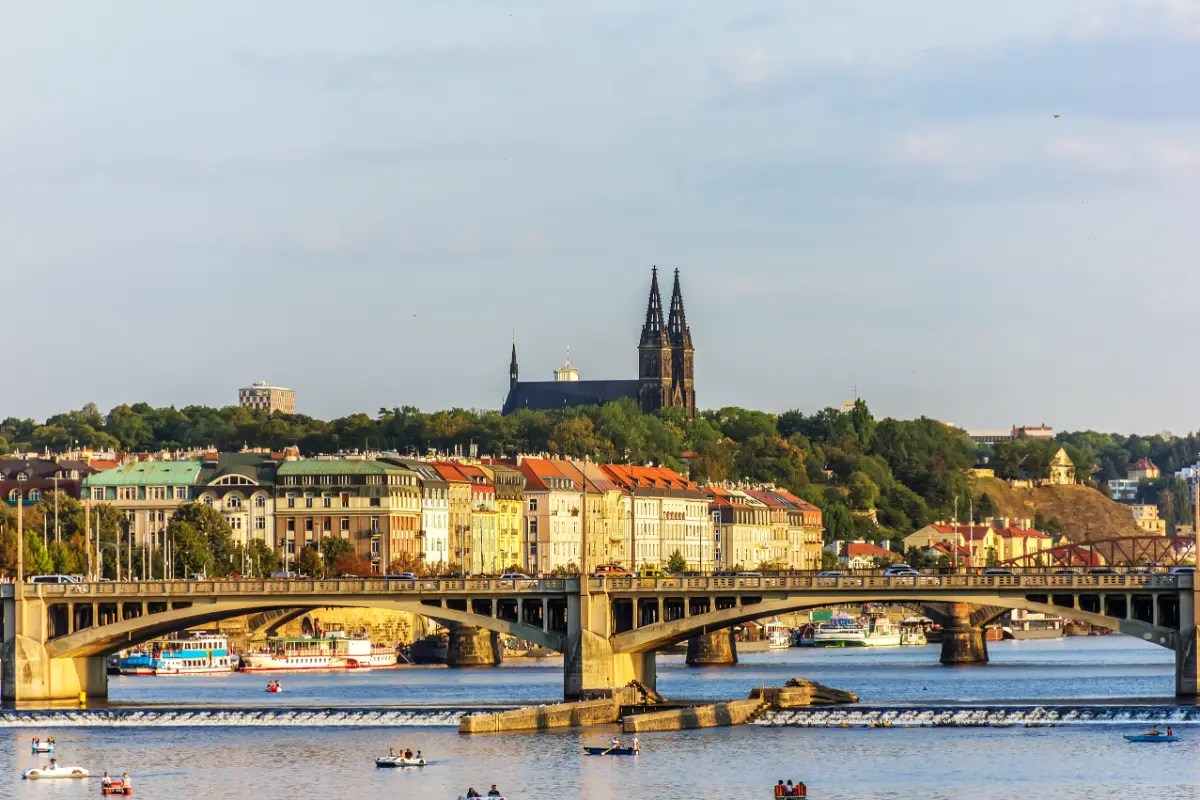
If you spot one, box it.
[624,679,858,733]
[459,686,650,733]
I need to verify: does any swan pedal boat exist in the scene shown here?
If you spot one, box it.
[1124,734,1179,743]
[22,765,89,779]
[583,746,639,756]
[376,756,426,767]
[31,742,55,753]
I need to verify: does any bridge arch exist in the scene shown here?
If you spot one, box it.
[609,592,1179,654]
[44,598,565,660]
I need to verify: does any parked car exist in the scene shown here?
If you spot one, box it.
[28,574,79,584]
[817,570,847,577]
[734,571,763,577]
[269,571,296,579]
[1053,568,1082,575]
[1089,567,1119,575]
[882,565,920,576]
[981,568,1015,576]
[638,567,672,578]
[1169,566,1196,575]
[593,564,634,577]
[498,572,532,580]
[385,572,417,580]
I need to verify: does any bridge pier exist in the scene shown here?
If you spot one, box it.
[1178,581,1198,697]
[685,630,738,666]
[939,602,988,665]
[2,596,108,702]
[446,624,501,666]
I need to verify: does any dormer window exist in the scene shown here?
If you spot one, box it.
[16,473,27,481]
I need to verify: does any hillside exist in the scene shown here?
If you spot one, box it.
[973,478,1144,542]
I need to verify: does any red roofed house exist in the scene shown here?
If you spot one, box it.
[993,526,1052,563]
[842,540,902,569]
[1128,458,1160,481]
[602,464,711,571]
[517,458,583,574]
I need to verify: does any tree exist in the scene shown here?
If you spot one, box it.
[550,561,580,577]
[25,529,53,575]
[824,504,855,543]
[821,550,841,570]
[169,503,236,575]
[666,549,687,573]
[320,536,356,573]
[976,492,995,521]
[333,551,374,577]
[298,545,324,577]
[166,520,211,577]
[387,552,426,576]
[846,471,880,511]
[243,539,280,577]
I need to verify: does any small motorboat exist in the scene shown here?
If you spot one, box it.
[103,783,134,796]
[22,765,89,779]
[1124,734,1179,743]
[266,684,283,693]
[583,746,639,756]
[31,741,55,753]
[375,755,427,768]
[456,796,504,800]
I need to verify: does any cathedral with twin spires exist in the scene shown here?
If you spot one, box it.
[502,267,696,417]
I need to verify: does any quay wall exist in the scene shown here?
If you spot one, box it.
[622,699,765,733]
[459,699,619,733]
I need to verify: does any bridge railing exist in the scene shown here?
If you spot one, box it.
[15,577,575,599]
[587,573,1179,592]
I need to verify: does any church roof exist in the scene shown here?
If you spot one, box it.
[502,380,640,415]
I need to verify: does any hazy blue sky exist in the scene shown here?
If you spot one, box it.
[4,1,1200,434]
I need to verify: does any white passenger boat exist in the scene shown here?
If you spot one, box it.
[22,765,89,779]
[863,616,901,647]
[764,618,792,650]
[119,632,236,675]
[239,631,398,672]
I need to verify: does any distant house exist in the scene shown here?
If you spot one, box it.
[842,540,902,569]
[1128,458,1160,481]
[924,540,974,566]
[1130,504,1167,535]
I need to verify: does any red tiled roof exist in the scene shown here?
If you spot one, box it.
[929,541,972,558]
[431,463,470,483]
[994,526,1050,539]
[846,542,895,558]
[930,524,993,538]
[89,459,119,471]
[1134,458,1158,470]
[745,489,789,508]
[601,464,695,491]
[516,458,568,492]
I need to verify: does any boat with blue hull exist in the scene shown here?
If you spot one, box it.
[1124,734,1179,743]
[118,632,236,676]
[583,746,639,756]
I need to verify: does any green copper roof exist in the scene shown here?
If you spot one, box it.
[83,461,203,487]
[276,460,410,476]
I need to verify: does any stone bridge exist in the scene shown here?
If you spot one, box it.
[1,572,1195,703]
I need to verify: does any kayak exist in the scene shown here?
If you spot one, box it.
[22,766,89,779]
[376,756,426,767]
[583,746,639,756]
[31,742,55,753]
[1124,734,1179,743]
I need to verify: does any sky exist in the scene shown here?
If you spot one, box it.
[3,1,1200,434]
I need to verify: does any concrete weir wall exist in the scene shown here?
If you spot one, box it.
[459,699,619,733]
[622,699,765,734]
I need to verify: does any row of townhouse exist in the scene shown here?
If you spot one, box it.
[79,451,823,574]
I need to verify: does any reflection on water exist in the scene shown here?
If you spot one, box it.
[0,638,1192,799]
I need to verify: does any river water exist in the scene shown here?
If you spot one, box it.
[4,637,1198,799]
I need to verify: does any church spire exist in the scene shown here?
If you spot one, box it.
[639,266,668,347]
[667,267,692,349]
[509,332,519,390]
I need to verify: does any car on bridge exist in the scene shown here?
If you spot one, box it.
[593,564,635,577]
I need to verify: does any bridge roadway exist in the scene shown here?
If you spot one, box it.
[1,571,1195,702]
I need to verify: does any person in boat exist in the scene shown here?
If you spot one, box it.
[775,780,787,797]
[1167,727,1173,736]
[102,772,112,787]
[631,736,640,753]
[786,780,795,795]
[415,750,423,761]
[48,758,58,770]
[387,747,396,757]
[488,786,502,797]
[122,773,132,789]
[404,747,413,759]
[465,789,481,798]
[1147,725,1161,736]
[47,736,55,744]
[796,781,808,797]
[610,736,621,749]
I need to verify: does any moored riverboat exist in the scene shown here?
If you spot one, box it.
[239,631,398,671]
[118,633,236,676]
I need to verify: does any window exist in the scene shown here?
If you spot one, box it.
[340,493,350,508]
[7,489,19,502]
[202,495,213,506]
[91,487,104,500]
[16,473,26,481]
[323,494,332,508]
[323,517,331,532]
[371,539,380,556]
[370,516,380,532]
[28,489,41,502]
[341,517,350,533]
[287,519,295,533]
[175,487,189,501]
[227,495,242,510]
[370,497,381,508]
[304,493,313,508]
[255,517,266,530]
[232,517,243,530]
[254,494,266,508]
[287,494,296,509]
[305,519,313,533]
